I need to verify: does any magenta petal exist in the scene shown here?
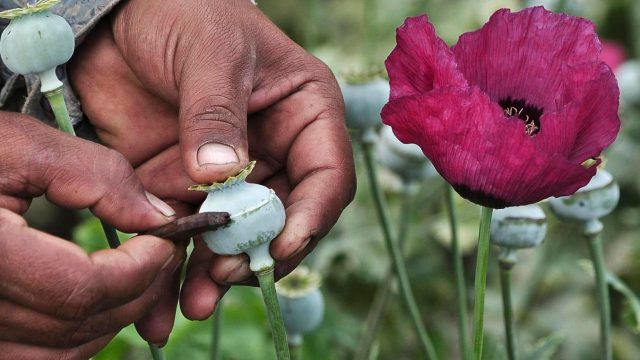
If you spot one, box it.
[381,87,596,207]
[385,15,467,101]
[452,7,602,112]
[567,64,620,162]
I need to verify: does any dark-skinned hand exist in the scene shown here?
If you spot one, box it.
[0,114,182,359]
[69,0,355,346]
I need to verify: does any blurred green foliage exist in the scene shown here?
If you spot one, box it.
[66,0,640,359]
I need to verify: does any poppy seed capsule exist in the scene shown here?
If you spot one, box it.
[490,204,547,249]
[342,79,389,131]
[548,169,619,224]
[0,10,74,92]
[190,162,285,272]
[376,125,435,183]
[276,267,324,346]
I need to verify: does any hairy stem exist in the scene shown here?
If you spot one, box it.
[472,207,493,359]
[446,185,471,360]
[211,301,223,360]
[257,268,291,360]
[44,88,75,136]
[149,344,165,360]
[586,229,612,360]
[354,191,413,360]
[361,141,439,360]
[499,261,517,360]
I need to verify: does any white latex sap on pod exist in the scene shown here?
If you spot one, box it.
[490,204,547,250]
[276,267,325,347]
[190,162,286,272]
[375,125,435,184]
[548,169,619,234]
[341,78,389,132]
[0,0,74,93]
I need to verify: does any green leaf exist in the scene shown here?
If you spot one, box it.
[522,333,565,360]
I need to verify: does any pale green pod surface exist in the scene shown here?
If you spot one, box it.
[548,169,620,222]
[342,79,389,131]
[276,267,324,344]
[375,125,435,183]
[0,11,74,76]
[194,163,286,272]
[490,204,547,249]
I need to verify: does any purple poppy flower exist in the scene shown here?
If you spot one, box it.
[381,7,620,208]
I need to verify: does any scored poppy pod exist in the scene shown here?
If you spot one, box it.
[381,7,620,208]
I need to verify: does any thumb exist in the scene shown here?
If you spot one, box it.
[177,47,252,184]
[0,113,176,232]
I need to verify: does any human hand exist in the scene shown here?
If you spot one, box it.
[69,0,355,324]
[0,114,181,358]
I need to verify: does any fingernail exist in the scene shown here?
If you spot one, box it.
[161,253,176,270]
[145,192,176,218]
[197,143,239,166]
[223,260,251,283]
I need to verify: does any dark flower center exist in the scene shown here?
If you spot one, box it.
[498,97,543,136]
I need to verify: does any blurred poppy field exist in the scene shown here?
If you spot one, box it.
[26,0,640,359]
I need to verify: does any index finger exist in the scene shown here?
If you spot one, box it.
[0,210,176,320]
[270,85,356,261]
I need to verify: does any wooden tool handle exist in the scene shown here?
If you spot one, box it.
[144,212,230,241]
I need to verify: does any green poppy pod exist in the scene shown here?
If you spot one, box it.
[490,204,547,249]
[191,162,286,272]
[0,10,74,92]
[276,267,324,346]
[376,125,435,183]
[341,79,389,132]
[548,169,619,223]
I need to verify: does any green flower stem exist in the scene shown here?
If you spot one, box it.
[256,268,291,360]
[44,88,75,136]
[211,301,223,360]
[100,219,122,249]
[149,344,165,360]
[472,206,493,360]
[290,342,303,360]
[361,140,439,360]
[499,260,517,360]
[44,88,123,249]
[585,225,612,360]
[515,240,552,322]
[445,185,471,360]
[354,191,413,360]
[354,272,394,360]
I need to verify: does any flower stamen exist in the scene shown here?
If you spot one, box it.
[499,97,543,137]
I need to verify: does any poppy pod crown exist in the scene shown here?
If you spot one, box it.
[381,7,620,208]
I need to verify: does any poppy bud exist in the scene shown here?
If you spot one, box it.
[276,267,324,346]
[376,125,435,184]
[342,79,389,132]
[548,169,619,224]
[190,162,286,272]
[0,1,74,93]
[616,61,640,105]
[490,204,547,250]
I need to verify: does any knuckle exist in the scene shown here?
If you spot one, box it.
[182,100,244,136]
